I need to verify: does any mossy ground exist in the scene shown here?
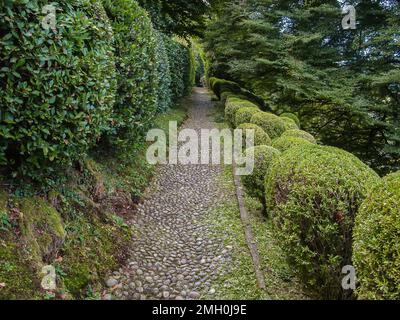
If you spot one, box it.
[0,104,187,300]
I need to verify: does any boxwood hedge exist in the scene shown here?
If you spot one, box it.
[237,123,271,147]
[353,171,400,300]
[225,98,258,127]
[234,107,261,128]
[250,112,286,140]
[0,0,117,177]
[280,112,300,128]
[281,129,317,144]
[265,144,379,299]
[281,117,299,130]
[242,145,280,202]
[271,136,314,153]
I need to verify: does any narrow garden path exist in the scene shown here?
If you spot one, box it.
[105,88,238,300]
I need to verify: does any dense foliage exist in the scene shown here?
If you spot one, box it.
[137,0,228,36]
[281,129,317,144]
[250,112,286,139]
[0,0,195,180]
[271,136,313,153]
[234,107,261,127]
[102,0,158,149]
[265,144,379,298]
[242,145,280,202]
[204,0,400,175]
[353,171,400,300]
[237,123,271,147]
[0,0,116,177]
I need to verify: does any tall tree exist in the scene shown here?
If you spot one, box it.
[204,0,400,174]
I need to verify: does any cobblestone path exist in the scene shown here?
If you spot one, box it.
[106,88,235,300]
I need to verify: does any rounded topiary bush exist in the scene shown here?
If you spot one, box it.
[103,0,158,147]
[0,0,116,176]
[281,129,316,144]
[237,123,271,147]
[280,113,300,127]
[225,98,258,126]
[234,107,261,128]
[353,171,400,300]
[242,146,280,202]
[250,112,286,140]
[271,136,314,152]
[265,144,380,299]
[281,117,299,130]
[220,91,245,104]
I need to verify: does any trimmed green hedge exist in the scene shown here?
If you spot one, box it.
[250,112,286,140]
[234,107,261,127]
[225,98,258,127]
[165,37,194,101]
[0,0,116,177]
[281,129,317,144]
[210,78,241,99]
[353,171,400,300]
[281,117,299,130]
[280,112,300,128]
[265,144,379,299]
[103,0,158,148]
[243,146,280,202]
[271,136,314,153]
[237,123,271,147]
[155,32,172,113]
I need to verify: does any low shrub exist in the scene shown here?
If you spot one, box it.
[234,107,261,128]
[242,146,280,202]
[281,117,299,130]
[280,113,300,127]
[225,98,258,126]
[250,112,286,140]
[271,136,314,153]
[281,129,317,144]
[211,78,241,98]
[103,0,158,148]
[0,0,116,177]
[221,91,244,104]
[353,171,400,300]
[237,123,271,147]
[265,144,379,299]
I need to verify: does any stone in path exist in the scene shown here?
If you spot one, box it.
[106,88,233,300]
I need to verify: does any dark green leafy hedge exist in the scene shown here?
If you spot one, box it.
[353,171,400,300]
[165,37,195,102]
[155,32,172,113]
[0,0,117,177]
[265,144,379,299]
[102,0,158,149]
